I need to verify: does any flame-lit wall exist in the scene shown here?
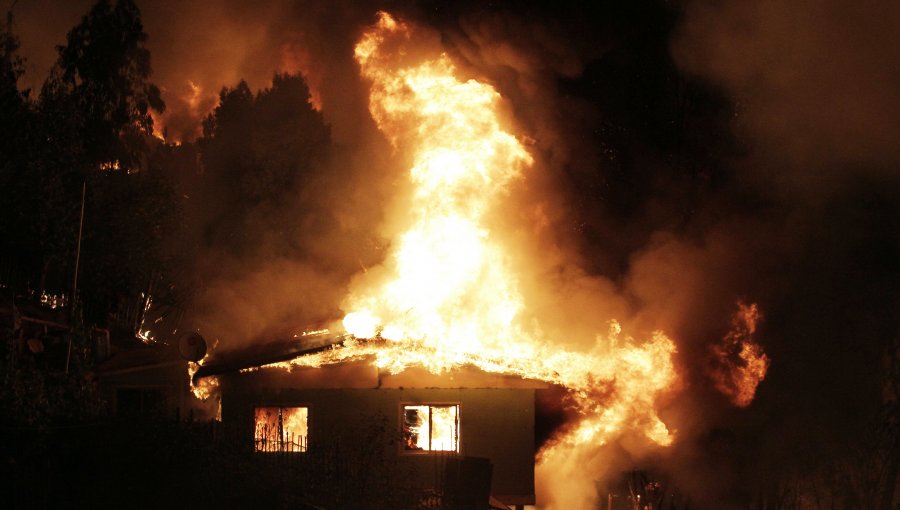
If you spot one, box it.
[218,363,541,505]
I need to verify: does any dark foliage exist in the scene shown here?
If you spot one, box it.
[1,416,426,510]
[0,1,178,325]
[47,0,164,170]
[0,314,105,427]
[197,73,331,257]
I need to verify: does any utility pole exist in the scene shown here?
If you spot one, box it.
[65,181,86,373]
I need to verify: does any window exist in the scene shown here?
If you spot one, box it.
[254,406,308,452]
[402,404,459,452]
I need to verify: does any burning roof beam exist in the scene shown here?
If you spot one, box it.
[191,332,349,383]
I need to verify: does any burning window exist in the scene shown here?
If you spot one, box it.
[254,407,308,452]
[402,404,459,452]
[99,160,120,172]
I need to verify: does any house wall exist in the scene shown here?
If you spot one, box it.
[220,371,536,504]
[96,362,186,418]
[96,361,218,420]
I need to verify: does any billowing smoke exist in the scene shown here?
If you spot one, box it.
[395,2,898,508]
[11,1,899,508]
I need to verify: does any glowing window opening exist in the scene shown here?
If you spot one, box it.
[254,406,308,453]
[402,404,459,452]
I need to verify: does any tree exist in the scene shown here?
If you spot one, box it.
[198,73,331,257]
[29,0,174,324]
[42,0,164,171]
[0,10,44,289]
[0,10,27,219]
[0,10,26,120]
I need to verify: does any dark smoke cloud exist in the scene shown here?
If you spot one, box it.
[662,1,900,505]
[674,0,900,187]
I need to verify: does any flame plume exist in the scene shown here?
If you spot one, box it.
[277,12,680,451]
[183,11,771,510]
[345,12,532,353]
[245,13,692,507]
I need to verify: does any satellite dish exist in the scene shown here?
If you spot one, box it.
[178,332,207,362]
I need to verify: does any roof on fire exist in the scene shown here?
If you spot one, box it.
[192,333,550,390]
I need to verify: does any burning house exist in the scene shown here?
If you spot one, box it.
[182,11,687,509]
[193,333,547,509]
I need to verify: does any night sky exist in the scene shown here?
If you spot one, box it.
[3,1,899,508]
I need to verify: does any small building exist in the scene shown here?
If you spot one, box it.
[194,338,547,509]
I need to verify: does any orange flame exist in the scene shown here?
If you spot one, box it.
[186,14,684,507]
[189,360,219,401]
[264,12,679,453]
[153,80,217,143]
[710,302,770,407]
[345,12,532,353]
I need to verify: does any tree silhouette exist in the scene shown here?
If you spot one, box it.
[198,73,331,257]
[0,0,177,324]
[0,11,36,273]
[42,0,164,171]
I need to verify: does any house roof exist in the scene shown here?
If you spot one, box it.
[94,343,184,376]
[206,357,552,390]
[191,332,348,381]
[192,333,550,390]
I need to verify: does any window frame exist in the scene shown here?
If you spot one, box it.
[252,404,310,453]
[399,402,461,454]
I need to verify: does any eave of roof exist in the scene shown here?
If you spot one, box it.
[192,333,348,382]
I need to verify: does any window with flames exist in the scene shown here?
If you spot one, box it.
[402,404,459,452]
[254,407,308,453]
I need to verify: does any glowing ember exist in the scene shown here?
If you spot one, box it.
[710,302,770,407]
[136,294,155,344]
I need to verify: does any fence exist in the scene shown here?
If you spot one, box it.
[1,416,495,510]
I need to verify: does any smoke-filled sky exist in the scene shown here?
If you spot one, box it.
[9,0,900,508]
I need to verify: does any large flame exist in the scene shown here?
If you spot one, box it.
[181,11,771,509]
[277,12,679,452]
[345,12,531,354]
